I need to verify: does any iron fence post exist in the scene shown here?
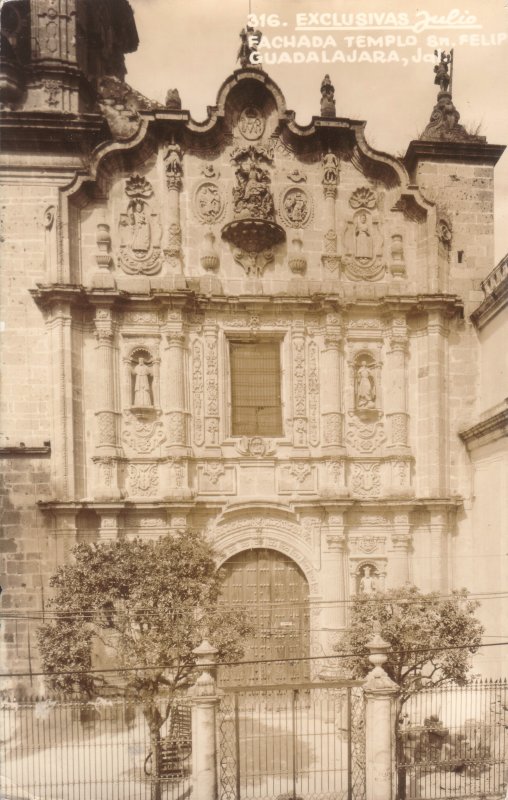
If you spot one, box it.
[192,639,220,800]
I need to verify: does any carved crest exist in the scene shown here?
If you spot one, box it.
[118,175,162,275]
[238,106,265,140]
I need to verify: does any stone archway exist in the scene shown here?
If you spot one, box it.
[219,548,310,685]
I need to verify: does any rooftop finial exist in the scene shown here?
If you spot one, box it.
[320,75,336,118]
[433,50,453,94]
[238,26,262,68]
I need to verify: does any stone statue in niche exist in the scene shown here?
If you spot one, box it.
[355,360,376,409]
[119,175,162,274]
[132,357,153,407]
[358,564,378,594]
[354,211,373,261]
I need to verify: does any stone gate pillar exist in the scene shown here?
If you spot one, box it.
[191,640,220,800]
[364,628,399,800]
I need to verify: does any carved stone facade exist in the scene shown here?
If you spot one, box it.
[0,10,506,680]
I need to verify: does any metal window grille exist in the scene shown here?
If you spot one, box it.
[230,341,282,436]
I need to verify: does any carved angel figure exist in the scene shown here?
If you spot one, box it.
[233,155,274,219]
[322,152,339,185]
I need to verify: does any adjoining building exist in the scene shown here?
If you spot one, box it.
[1,1,506,686]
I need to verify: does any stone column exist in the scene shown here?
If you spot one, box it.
[47,301,74,499]
[386,318,409,451]
[323,510,347,629]
[388,510,411,587]
[425,311,449,496]
[292,323,308,448]
[321,154,341,273]
[93,307,121,499]
[163,144,183,272]
[429,507,449,593]
[364,628,399,800]
[164,326,188,455]
[191,640,219,800]
[321,317,344,451]
[204,323,221,454]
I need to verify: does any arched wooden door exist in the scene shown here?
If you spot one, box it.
[219,548,310,685]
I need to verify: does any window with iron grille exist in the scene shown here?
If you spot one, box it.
[230,341,283,436]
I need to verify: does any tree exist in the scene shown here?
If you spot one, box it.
[335,585,484,704]
[37,530,251,800]
[335,586,484,800]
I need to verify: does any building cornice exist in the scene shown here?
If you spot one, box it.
[0,442,51,458]
[471,255,508,329]
[404,139,506,172]
[459,400,508,451]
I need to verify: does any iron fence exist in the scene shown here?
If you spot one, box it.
[396,679,508,800]
[218,681,366,800]
[0,693,192,800]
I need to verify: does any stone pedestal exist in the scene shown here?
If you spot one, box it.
[191,640,219,800]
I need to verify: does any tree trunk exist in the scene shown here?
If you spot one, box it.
[150,726,162,800]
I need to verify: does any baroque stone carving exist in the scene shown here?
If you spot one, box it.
[235,437,276,457]
[127,463,159,496]
[391,413,408,445]
[322,153,340,189]
[358,564,379,594]
[287,169,306,183]
[355,359,377,410]
[390,234,406,278]
[165,88,181,109]
[346,413,386,454]
[97,77,159,141]
[96,411,116,445]
[351,462,381,497]
[320,74,336,117]
[287,233,307,275]
[193,181,225,224]
[233,247,273,277]
[349,187,377,210]
[122,413,165,454]
[164,144,183,190]
[202,461,225,485]
[323,413,342,445]
[421,52,486,143]
[200,230,220,272]
[192,341,205,446]
[279,187,312,228]
[132,357,153,407]
[118,175,162,275]
[222,144,285,254]
[286,462,312,484]
[307,341,320,446]
[343,188,384,281]
[238,105,265,140]
[231,144,274,220]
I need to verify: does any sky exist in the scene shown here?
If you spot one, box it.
[126,0,508,264]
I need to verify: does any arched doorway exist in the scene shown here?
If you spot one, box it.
[219,548,310,685]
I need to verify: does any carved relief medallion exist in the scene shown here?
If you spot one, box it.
[342,187,385,281]
[238,106,265,140]
[193,181,225,224]
[279,187,313,228]
[351,462,381,497]
[118,175,162,274]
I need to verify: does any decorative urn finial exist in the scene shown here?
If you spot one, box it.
[320,74,336,117]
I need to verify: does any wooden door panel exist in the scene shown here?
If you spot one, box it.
[220,549,310,685]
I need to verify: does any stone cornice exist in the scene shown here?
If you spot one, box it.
[0,112,104,154]
[471,257,508,329]
[459,400,508,450]
[0,443,51,458]
[404,139,506,172]
[30,282,464,318]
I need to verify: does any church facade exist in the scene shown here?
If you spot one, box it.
[0,1,506,685]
